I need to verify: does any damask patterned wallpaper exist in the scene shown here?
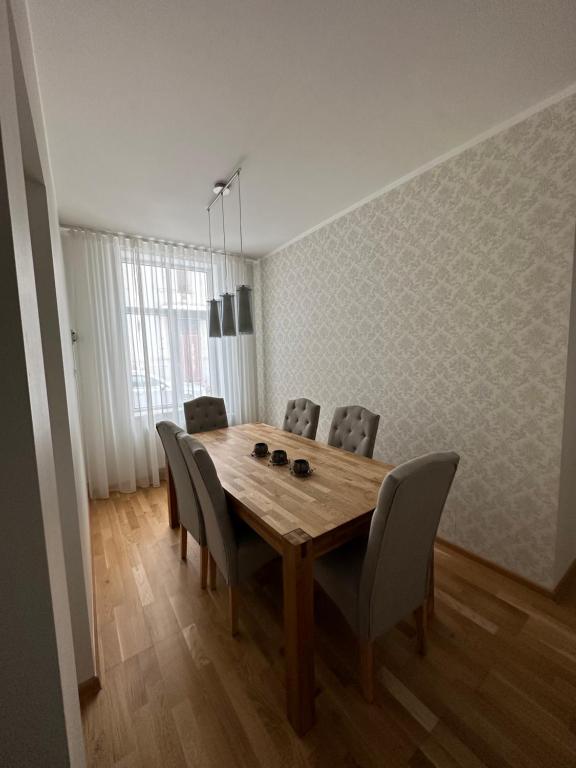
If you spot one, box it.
[259,94,576,588]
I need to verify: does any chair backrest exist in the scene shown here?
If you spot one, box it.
[155,420,205,544]
[177,434,238,585]
[328,405,380,458]
[358,452,459,640]
[184,396,228,434]
[282,398,320,440]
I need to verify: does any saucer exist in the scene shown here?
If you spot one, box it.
[250,450,270,459]
[290,467,314,478]
[269,458,290,467]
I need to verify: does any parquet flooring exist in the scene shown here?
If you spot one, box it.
[82,483,576,767]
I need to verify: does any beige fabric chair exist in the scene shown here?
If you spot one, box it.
[156,421,208,587]
[178,433,277,635]
[184,396,228,434]
[328,405,380,458]
[282,398,320,440]
[315,451,459,701]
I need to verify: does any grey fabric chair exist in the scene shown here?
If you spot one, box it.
[315,451,459,701]
[184,396,228,434]
[328,405,380,458]
[156,421,208,587]
[282,398,321,440]
[178,433,278,635]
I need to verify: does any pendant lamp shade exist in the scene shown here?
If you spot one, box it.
[221,292,236,336]
[237,285,254,334]
[208,298,222,338]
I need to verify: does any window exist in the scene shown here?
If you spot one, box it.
[121,254,211,414]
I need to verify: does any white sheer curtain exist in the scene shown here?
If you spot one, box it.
[62,228,258,498]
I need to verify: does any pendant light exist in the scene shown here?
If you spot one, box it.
[220,194,237,336]
[207,207,222,338]
[236,170,254,335]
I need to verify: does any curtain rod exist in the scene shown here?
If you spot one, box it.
[59,222,249,258]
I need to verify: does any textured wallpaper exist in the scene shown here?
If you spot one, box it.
[260,94,576,588]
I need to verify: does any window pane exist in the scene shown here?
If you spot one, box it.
[122,252,210,415]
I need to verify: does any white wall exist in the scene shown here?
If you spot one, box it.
[27,178,95,681]
[12,0,95,683]
[0,0,85,763]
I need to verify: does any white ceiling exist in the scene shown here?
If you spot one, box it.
[27,0,576,256]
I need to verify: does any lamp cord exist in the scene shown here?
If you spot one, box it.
[221,194,228,292]
[208,208,215,298]
[238,170,243,261]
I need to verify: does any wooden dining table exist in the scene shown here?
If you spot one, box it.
[191,422,393,735]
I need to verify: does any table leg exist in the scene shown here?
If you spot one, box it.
[427,552,435,620]
[208,553,217,590]
[167,464,179,529]
[282,529,315,736]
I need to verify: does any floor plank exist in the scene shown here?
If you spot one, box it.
[82,484,576,768]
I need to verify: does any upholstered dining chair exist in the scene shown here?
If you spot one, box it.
[314,451,459,702]
[328,405,380,459]
[282,398,321,440]
[184,396,228,434]
[156,421,208,587]
[178,433,278,636]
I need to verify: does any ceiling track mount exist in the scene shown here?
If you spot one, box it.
[207,167,241,212]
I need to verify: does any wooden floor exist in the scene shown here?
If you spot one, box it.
[83,484,576,768]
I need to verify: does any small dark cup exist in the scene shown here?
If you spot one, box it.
[271,449,288,465]
[253,442,268,457]
[292,458,310,476]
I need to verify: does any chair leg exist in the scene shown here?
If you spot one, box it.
[200,545,208,590]
[359,638,374,703]
[229,586,239,636]
[180,525,187,561]
[415,604,427,656]
[208,553,217,590]
[167,464,179,529]
[427,553,435,620]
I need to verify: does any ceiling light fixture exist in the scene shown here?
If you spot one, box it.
[236,170,254,334]
[206,167,254,338]
[219,193,236,336]
[212,181,231,196]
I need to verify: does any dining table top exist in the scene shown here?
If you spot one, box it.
[193,422,394,552]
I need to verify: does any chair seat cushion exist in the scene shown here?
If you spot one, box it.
[314,535,368,633]
[235,519,278,582]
